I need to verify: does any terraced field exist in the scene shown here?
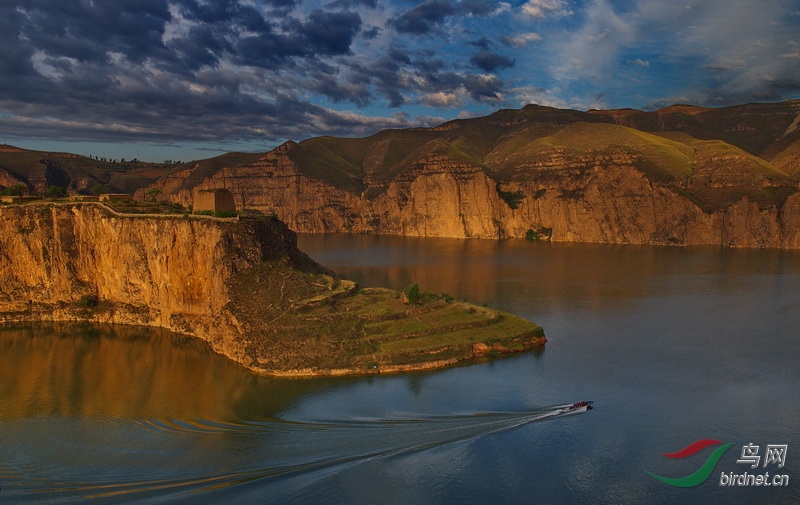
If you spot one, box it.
[228,263,545,375]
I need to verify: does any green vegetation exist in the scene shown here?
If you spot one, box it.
[192,209,239,217]
[91,183,111,196]
[497,189,525,209]
[229,264,544,374]
[77,294,98,308]
[212,210,239,218]
[0,184,27,196]
[404,283,421,304]
[145,187,162,202]
[103,199,188,215]
[525,227,552,241]
[486,122,695,181]
[47,185,66,197]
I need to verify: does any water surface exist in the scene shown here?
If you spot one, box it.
[1,236,799,504]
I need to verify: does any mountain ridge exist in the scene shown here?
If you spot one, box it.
[131,100,800,247]
[4,100,800,247]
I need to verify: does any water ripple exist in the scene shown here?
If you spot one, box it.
[1,405,587,503]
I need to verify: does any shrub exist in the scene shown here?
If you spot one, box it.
[404,283,421,304]
[214,210,239,218]
[1,184,27,196]
[525,227,553,241]
[497,189,525,209]
[47,185,66,197]
[78,294,98,308]
[91,183,111,196]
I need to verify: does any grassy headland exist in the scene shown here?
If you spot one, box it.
[228,261,545,376]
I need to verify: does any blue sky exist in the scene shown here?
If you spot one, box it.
[1,0,799,162]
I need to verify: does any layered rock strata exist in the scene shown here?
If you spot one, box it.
[147,144,800,248]
[140,101,800,248]
[0,203,544,375]
[0,203,297,366]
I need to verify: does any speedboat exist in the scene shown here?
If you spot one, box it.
[565,401,593,413]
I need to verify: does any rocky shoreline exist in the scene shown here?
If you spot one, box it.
[0,203,545,376]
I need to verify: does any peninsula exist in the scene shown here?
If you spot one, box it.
[0,202,544,376]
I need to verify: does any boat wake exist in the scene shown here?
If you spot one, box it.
[1,403,592,503]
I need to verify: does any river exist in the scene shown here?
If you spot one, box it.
[1,235,799,504]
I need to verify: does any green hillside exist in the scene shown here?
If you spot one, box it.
[0,145,173,195]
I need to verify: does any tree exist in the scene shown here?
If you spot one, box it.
[0,184,27,196]
[47,185,66,197]
[146,187,162,202]
[403,283,421,304]
[91,183,111,196]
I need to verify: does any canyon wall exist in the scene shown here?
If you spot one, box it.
[148,147,800,248]
[0,203,302,365]
[136,101,800,248]
[0,203,544,375]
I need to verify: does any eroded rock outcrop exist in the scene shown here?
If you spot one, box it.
[0,204,304,365]
[0,203,544,375]
[141,100,800,248]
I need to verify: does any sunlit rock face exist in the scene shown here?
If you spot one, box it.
[0,204,544,376]
[0,204,302,366]
[144,100,800,248]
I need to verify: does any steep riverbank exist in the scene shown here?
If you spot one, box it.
[140,100,800,248]
[0,203,544,375]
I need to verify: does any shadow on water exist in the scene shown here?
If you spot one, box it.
[0,322,585,503]
[5,236,800,504]
[0,323,344,421]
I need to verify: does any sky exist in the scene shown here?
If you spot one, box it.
[1,0,799,162]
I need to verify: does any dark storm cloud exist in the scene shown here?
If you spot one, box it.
[333,46,493,109]
[457,0,497,16]
[389,0,457,35]
[462,74,504,101]
[297,10,363,55]
[170,7,362,70]
[468,37,493,50]
[389,0,498,34]
[326,0,378,8]
[177,0,294,22]
[0,0,517,150]
[18,0,171,64]
[469,51,515,72]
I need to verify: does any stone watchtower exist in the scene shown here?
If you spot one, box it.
[193,188,236,213]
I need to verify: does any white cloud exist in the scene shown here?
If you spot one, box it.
[420,91,464,108]
[508,85,569,109]
[668,0,800,102]
[503,32,543,48]
[520,0,573,20]
[548,0,635,82]
[535,0,800,106]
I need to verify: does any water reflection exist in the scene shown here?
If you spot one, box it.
[0,323,332,421]
[3,237,800,504]
[298,233,800,316]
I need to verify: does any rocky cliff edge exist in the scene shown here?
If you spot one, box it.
[0,203,544,375]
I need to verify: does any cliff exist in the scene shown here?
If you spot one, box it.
[0,203,544,375]
[142,100,800,248]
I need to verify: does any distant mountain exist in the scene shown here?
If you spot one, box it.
[140,100,800,248]
[0,145,175,196]
[11,100,798,248]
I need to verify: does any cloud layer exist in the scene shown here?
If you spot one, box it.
[1,0,798,159]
